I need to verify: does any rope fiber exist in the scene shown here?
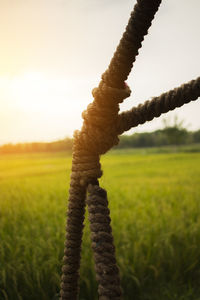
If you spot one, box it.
[117,77,200,134]
[60,0,200,299]
[87,184,122,300]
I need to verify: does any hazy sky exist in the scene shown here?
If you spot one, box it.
[0,0,200,144]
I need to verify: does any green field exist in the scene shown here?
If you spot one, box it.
[1,150,200,300]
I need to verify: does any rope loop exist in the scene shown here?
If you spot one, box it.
[71,81,131,186]
[92,80,131,105]
[81,80,131,154]
[71,143,102,187]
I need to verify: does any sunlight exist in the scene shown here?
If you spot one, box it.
[10,71,64,112]
[0,71,92,144]
[0,70,87,114]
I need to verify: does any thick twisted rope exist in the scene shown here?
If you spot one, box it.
[87,184,122,300]
[61,84,131,300]
[117,77,200,134]
[60,0,200,299]
[61,1,162,299]
[102,0,162,88]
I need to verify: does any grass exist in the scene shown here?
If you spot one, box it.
[0,149,200,299]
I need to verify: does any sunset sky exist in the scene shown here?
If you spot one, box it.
[0,0,200,145]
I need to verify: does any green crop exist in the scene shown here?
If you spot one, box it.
[0,150,200,299]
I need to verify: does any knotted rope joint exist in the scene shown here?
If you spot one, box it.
[72,80,131,187]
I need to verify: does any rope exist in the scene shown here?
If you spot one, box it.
[61,83,130,300]
[117,77,200,134]
[61,1,162,299]
[60,0,200,299]
[87,184,122,300]
[61,181,86,299]
[102,0,162,88]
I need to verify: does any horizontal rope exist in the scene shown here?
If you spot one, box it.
[117,77,200,134]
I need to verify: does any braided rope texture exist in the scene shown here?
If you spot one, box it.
[102,0,162,88]
[118,77,200,134]
[87,184,122,300]
[60,181,86,299]
[61,83,130,300]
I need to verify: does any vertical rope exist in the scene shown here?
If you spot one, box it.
[60,177,86,300]
[87,184,122,300]
[61,145,102,300]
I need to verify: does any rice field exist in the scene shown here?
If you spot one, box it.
[1,149,200,299]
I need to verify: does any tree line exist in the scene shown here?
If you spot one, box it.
[0,138,73,154]
[117,128,200,149]
[1,125,200,154]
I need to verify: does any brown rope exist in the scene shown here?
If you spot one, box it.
[102,0,162,88]
[60,0,200,299]
[60,179,86,299]
[61,83,131,300]
[87,184,122,300]
[117,77,200,134]
[61,1,162,299]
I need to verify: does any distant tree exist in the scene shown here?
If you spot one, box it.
[162,115,189,145]
[193,130,200,143]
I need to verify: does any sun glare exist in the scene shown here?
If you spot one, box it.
[0,71,91,144]
[1,71,85,114]
[10,71,59,112]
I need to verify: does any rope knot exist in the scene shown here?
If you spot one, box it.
[71,80,131,186]
[71,135,102,186]
[91,81,131,105]
[80,80,131,155]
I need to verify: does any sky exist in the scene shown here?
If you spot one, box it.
[0,0,200,145]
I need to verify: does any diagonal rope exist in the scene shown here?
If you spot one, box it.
[102,0,162,88]
[117,77,200,134]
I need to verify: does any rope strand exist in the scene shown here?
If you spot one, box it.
[60,177,86,300]
[117,77,200,134]
[87,184,122,300]
[102,0,162,88]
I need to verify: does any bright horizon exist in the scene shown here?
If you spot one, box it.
[1,0,200,145]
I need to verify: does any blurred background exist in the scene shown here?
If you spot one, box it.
[1,2,200,300]
[0,0,200,145]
